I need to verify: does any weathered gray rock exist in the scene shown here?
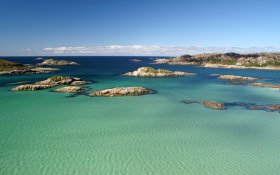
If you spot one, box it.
[12,76,90,91]
[54,86,88,93]
[89,87,153,97]
[39,59,78,66]
[70,80,90,85]
[218,75,259,81]
[124,67,194,77]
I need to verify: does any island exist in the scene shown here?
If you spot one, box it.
[154,52,280,70]
[12,76,90,91]
[184,100,225,110]
[217,75,259,81]
[54,86,89,93]
[38,59,78,66]
[124,67,194,77]
[89,87,153,97]
[0,59,58,75]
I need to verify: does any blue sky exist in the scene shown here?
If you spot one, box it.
[0,0,280,56]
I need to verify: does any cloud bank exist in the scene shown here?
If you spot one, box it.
[40,45,280,56]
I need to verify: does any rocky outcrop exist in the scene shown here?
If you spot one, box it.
[201,101,225,110]
[0,59,58,75]
[124,67,194,77]
[218,75,259,81]
[89,87,153,97]
[154,53,280,70]
[0,59,20,67]
[39,59,78,66]
[0,68,58,75]
[184,100,224,110]
[54,86,88,93]
[12,76,90,91]
[12,84,54,91]
[184,100,280,113]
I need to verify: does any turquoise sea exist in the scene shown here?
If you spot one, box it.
[1,56,280,175]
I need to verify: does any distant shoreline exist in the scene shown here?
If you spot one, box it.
[153,52,280,70]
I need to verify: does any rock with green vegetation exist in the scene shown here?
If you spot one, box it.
[124,67,194,77]
[39,59,78,66]
[0,59,20,66]
[54,86,89,93]
[0,59,58,75]
[0,59,23,72]
[12,76,90,91]
[89,87,153,97]
[154,52,280,70]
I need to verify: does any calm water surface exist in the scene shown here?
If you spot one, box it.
[0,56,280,175]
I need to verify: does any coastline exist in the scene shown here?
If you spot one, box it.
[154,61,280,70]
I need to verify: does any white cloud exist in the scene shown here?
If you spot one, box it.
[41,45,280,56]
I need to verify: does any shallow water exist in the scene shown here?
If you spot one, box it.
[1,56,280,175]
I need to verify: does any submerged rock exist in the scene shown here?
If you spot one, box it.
[184,100,280,113]
[226,82,250,85]
[12,76,90,91]
[124,67,194,77]
[39,59,78,66]
[226,81,280,89]
[218,75,259,81]
[54,86,88,93]
[89,87,153,97]
[249,82,280,89]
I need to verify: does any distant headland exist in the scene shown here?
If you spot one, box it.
[154,52,280,70]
